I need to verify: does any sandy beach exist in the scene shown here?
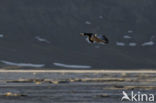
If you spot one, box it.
[0,70,156,103]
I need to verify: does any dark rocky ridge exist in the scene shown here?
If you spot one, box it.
[0,0,155,69]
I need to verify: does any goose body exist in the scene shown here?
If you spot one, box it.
[80,33,109,44]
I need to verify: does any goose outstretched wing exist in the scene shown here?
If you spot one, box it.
[95,34,109,44]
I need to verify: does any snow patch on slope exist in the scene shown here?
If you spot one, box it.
[142,41,154,46]
[35,36,50,43]
[116,42,125,46]
[1,60,45,68]
[53,62,91,69]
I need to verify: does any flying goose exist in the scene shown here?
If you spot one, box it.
[80,33,109,44]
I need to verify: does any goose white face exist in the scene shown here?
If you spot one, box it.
[94,34,98,36]
[80,33,84,36]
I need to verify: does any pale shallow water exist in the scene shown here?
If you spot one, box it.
[0,71,156,103]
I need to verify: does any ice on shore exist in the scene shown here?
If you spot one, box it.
[1,60,45,68]
[35,36,50,43]
[53,62,91,69]
[142,41,154,46]
[116,42,125,46]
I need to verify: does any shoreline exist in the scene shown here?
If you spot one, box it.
[0,69,156,73]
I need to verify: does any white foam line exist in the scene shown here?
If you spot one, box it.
[53,63,91,69]
[1,60,45,68]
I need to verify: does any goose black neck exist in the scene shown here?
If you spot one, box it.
[83,33,93,37]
